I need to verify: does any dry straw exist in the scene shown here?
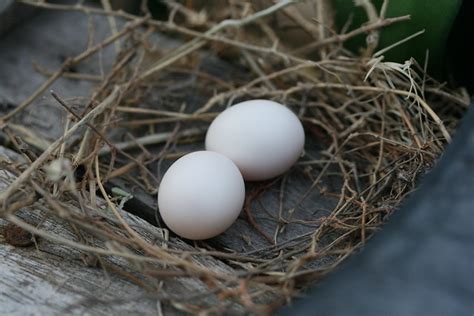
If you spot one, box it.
[0,0,469,314]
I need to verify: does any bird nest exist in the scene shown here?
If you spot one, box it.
[0,0,469,314]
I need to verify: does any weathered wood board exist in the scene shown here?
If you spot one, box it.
[0,146,243,315]
[0,4,338,314]
[0,146,157,315]
[0,1,36,35]
[0,5,335,253]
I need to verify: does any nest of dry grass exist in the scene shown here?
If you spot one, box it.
[0,0,470,314]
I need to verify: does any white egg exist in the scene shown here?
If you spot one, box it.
[205,99,305,181]
[158,151,245,240]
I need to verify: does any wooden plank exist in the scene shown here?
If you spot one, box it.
[0,6,336,255]
[0,146,241,315]
[0,8,339,315]
[0,1,36,36]
[0,6,334,252]
[0,146,156,315]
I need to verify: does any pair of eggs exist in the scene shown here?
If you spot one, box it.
[158,100,305,240]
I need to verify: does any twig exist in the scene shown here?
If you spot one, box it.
[316,0,328,58]
[0,87,122,210]
[98,128,204,156]
[33,62,102,82]
[293,15,410,55]
[5,214,162,262]
[281,5,319,39]
[101,0,121,53]
[355,0,381,56]
[50,90,161,185]
[17,0,334,65]
[137,0,297,81]
[0,18,146,122]
[374,29,425,58]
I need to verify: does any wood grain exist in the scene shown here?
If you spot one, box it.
[0,146,242,315]
[0,6,337,314]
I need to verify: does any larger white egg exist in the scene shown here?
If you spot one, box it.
[205,99,305,181]
[158,151,245,240]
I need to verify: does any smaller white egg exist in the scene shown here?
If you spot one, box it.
[157,151,245,240]
[205,99,305,181]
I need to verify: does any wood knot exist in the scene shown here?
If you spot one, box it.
[3,223,34,247]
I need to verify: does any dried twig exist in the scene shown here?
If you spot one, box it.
[0,87,122,209]
[0,18,146,122]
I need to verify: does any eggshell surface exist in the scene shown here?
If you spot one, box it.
[158,151,245,240]
[205,100,305,181]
